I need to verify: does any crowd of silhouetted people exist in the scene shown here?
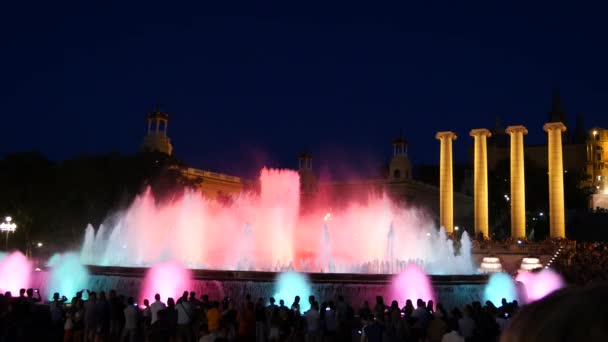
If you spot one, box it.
[553,241,608,285]
[0,285,526,342]
[2,273,608,341]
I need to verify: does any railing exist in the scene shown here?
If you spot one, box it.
[471,240,576,255]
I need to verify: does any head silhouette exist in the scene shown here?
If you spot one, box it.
[501,284,608,342]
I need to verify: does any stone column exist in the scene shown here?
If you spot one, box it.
[470,128,492,238]
[506,126,528,238]
[544,122,567,238]
[436,131,457,233]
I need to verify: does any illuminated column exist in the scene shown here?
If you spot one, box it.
[436,131,457,233]
[506,125,528,238]
[544,122,567,238]
[470,128,492,238]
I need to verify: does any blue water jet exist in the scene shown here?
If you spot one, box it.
[47,252,90,300]
[483,272,518,306]
[273,272,312,311]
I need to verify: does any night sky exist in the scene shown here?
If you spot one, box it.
[2,1,608,180]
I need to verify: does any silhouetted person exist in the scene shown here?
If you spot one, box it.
[26,288,41,304]
[254,297,266,342]
[108,290,124,340]
[49,292,66,340]
[83,291,98,342]
[374,296,386,320]
[265,297,278,337]
[290,296,300,315]
[358,301,372,319]
[458,306,475,341]
[361,313,383,342]
[148,308,171,342]
[150,293,166,324]
[121,297,139,342]
[95,290,110,341]
[502,284,608,342]
[304,301,320,342]
[165,297,178,340]
[176,294,194,342]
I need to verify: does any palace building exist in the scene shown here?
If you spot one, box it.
[140,106,474,228]
[140,89,608,229]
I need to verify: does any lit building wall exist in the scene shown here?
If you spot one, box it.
[182,168,245,198]
[586,128,608,191]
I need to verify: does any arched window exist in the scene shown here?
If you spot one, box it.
[393,169,401,179]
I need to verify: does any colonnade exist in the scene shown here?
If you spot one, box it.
[436,122,567,238]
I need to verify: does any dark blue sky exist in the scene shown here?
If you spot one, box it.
[2,1,608,179]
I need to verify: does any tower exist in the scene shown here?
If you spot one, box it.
[298,152,316,194]
[389,136,412,181]
[141,105,173,155]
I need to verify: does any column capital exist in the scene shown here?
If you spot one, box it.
[469,128,492,138]
[543,122,567,133]
[506,125,528,135]
[436,131,457,141]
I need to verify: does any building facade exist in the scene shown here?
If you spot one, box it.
[139,108,473,226]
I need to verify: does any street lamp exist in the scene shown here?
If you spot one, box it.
[0,216,17,249]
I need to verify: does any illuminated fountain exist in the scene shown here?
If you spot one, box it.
[46,252,90,300]
[516,269,565,303]
[390,264,435,304]
[139,261,191,304]
[273,272,312,311]
[483,272,518,306]
[0,251,32,293]
[80,168,475,275]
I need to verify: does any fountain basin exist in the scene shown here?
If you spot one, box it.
[32,265,487,310]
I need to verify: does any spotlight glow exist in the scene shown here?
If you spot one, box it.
[140,261,191,304]
[0,251,31,293]
[483,272,518,306]
[47,252,90,300]
[390,264,435,305]
[516,269,565,303]
[273,272,312,311]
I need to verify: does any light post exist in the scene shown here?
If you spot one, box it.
[0,216,17,249]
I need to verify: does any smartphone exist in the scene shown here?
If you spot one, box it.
[34,289,39,293]
[325,307,330,311]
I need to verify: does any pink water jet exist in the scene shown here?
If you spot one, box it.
[390,264,435,305]
[0,251,32,294]
[139,261,191,304]
[81,168,475,274]
[515,269,565,303]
